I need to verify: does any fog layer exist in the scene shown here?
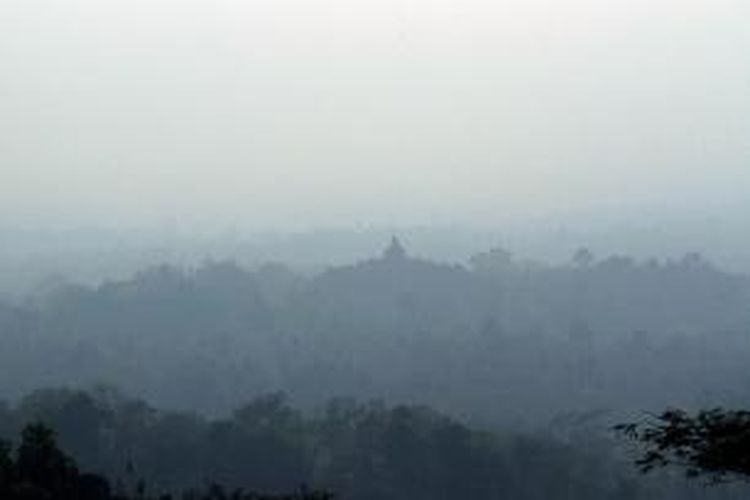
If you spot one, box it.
[2,0,749,227]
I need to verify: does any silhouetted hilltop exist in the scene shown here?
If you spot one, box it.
[300,238,495,333]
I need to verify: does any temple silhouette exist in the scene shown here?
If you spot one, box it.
[382,236,407,261]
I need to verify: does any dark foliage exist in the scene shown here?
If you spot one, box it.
[0,388,648,500]
[0,422,332,500]
[616,408,750,483]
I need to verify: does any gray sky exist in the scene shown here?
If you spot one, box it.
[2,0,749,229]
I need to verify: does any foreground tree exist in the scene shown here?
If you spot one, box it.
[616,408,750,483]
[1,423,332,499]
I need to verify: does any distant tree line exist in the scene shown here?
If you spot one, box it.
[0,245,748,422]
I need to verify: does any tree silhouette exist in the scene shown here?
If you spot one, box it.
[616,408,750,483]
[1,422,333,499]
[0,439,13,497]
[15,422,80,497]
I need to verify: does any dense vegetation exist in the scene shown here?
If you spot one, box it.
[3,387,745,500]
[1,242,748,420]
[0,421,331,499]
[1,241,750,498]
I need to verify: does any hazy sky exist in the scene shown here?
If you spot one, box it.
[2,0,749,229]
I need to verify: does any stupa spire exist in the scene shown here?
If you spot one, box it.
[383,236,406,261]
